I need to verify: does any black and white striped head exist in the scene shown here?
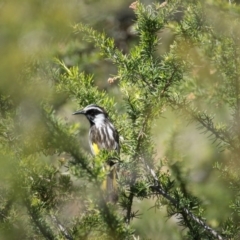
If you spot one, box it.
[73,104,109,126]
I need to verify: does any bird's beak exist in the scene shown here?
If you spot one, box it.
[72,109,85,115]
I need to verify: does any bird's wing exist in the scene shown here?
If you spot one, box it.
[89,125,119,155]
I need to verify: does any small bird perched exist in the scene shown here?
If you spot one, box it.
[73,104,119,203]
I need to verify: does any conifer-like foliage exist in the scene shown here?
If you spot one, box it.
[1,0,240,239]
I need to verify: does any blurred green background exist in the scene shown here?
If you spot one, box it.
[0,0,237,239]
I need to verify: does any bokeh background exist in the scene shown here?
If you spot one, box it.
[0,0,238,239]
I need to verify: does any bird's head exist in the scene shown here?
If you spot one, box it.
[73,104,108,125]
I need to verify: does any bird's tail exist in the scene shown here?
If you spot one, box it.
[102,163,118,203]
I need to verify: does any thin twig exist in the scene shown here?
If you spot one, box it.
[51,214,73,240]
[141,158,226,240]
[170,99,237,150]
[125,188,135,224]
[0,198,13,223]
[25,200,55,240]
[125,107,152,224]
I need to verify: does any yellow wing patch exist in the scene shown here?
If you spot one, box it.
[92,142,100,155]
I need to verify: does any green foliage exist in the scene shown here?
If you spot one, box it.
[2,0,240,239]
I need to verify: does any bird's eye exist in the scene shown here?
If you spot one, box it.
[89,109,98,115]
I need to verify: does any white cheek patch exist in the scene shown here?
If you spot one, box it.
[94,114,105,126]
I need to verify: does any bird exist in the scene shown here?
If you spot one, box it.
[73,104,119,203]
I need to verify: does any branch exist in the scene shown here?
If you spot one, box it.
[170,98,237,150]
[125,186,135,224]
[125,106,152,224]
[50,214,73,240]
[160,67,177,97]
[0,198,13,223]
[141,158,226,240]
[25,200,55,240]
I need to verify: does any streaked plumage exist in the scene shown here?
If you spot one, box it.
[73,104,119,202]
